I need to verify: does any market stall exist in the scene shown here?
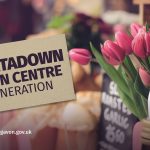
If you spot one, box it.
[0,0,149,150]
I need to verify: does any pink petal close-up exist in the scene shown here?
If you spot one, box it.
[115,31,133,55]
[139,67,150,87]
[130,23,142,37]
[101,40,125,65]
[69,48,91,65]
[132,32,147,58]
[145,32,150,56]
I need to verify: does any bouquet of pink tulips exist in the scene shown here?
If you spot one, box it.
[69,23,150,120]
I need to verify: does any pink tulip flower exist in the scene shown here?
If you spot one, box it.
[132,29,150,58]
[139,67,150,87]
[130,23,142,37]
[115,31,133,55]
[69,48,91,65]
[145,32,150,56]
[101,40,125,65]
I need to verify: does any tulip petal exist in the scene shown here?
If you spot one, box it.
[145,33,150,56]
[115,31,133,55]
[139,67,150,87]
[71,48,91,57]
[102,42,119,61]
[102,40,125,65]
[130,23,142,37]
[101,46,120,65]
[69,48,91,65]
[107,41,125,61]
[132,34,147,58]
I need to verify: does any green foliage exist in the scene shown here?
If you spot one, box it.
[47,14,74,29]
[146,23,150,32]
[90,43,148,120]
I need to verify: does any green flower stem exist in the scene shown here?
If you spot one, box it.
[90,43,129,93]
[134,94,147,120]
[121,63,147,119]
[90,43,147,120]
[144,58,150,72]
[142,97,148,117]
[122,63,134,81]
[136,56,150,72]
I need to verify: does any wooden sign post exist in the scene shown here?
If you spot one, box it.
[133,0,150,25]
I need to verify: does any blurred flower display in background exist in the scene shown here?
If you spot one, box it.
[0,0,34,42]
[0,0,140,43]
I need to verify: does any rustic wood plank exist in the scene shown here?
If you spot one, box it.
[133,0,150,4]
[139,3,144,24]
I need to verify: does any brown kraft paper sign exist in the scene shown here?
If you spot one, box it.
[0,34,75,111]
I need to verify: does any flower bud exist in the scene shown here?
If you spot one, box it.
[101,40,125,65]
[115,31,133,55]
[139,67,150,87]
[69,48,91,65]
[130,23,142,37]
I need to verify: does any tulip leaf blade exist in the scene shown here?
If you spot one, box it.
[117,86,139,118]
[123,56,137,80]
[134,73,149,99]
[125,78,147,119]
[118,65,147,119]
[118,65,133,97]
[146,23,150,32]
[148,57,150,65]
[90,42,148,120]
[90,42,129,94]
[140,95,148,116]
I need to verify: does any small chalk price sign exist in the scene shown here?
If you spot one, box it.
[97,74,138,150]
[0,34,75,111]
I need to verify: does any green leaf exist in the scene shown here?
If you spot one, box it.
[134,73,149,99]
[146,23,150,32]
[90,43,148,120]
[123,56,137,80]
[118,65,133,98]
[117,86,139,118]
[148,56,150,64]
[127,81,147,119]
[134,55,150,72]
[90,43,129,94]
[118,65,147,119]
[140,96,148,116]
[47,14,74,29]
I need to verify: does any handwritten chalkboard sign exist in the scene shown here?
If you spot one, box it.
[97,74,138,150]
